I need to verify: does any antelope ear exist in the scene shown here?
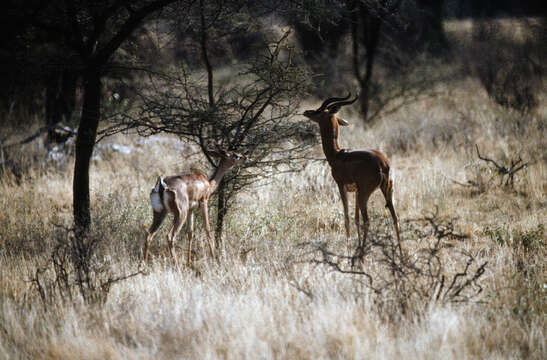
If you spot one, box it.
[337,118,350,126]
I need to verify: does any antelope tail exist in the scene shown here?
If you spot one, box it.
[380,171,393,208]
[150,176,167,212]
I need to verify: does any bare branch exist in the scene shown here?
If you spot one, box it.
[475,144,530,188]
[300,208,487,312]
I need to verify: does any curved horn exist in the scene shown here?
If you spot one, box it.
[317,93,351,112]
[327,94,359,114]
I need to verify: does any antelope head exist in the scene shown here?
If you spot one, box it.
[207,149,248,167]
[303,93,359,127]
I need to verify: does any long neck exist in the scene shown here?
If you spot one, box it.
[318,117,341,164]
[208,160,232,192]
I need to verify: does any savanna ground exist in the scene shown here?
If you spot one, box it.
[1,20,546,359]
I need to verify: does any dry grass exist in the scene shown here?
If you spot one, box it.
[1,39,546,360]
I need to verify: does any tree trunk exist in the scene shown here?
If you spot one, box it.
[215,181,227,250]
[352,4,381,123]
[73,70,101,235]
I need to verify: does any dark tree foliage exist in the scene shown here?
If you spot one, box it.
[287,0,450,122]
[2,1,188,237]
[285,1,350,97]
[0,2,70,127]
[396,0,449,55]
[173,0,268,66]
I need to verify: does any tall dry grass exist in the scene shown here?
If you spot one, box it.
[1,29,546,360]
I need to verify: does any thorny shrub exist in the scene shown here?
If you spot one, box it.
[300,207,487,318]
[451,144,532,194]
[28,224,144,309]
[27,194,146,309]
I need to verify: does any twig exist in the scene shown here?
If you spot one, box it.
[442,173,480,188]
[475,144,529,187]
[1,124,77,150]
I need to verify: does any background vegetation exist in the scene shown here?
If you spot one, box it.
[0,0,545,358]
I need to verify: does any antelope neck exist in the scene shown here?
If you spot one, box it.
[319,117,342,164]
[208,160,232,191]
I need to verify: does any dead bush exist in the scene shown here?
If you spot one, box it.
[299,207,487,318]
[28,216,144,309]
